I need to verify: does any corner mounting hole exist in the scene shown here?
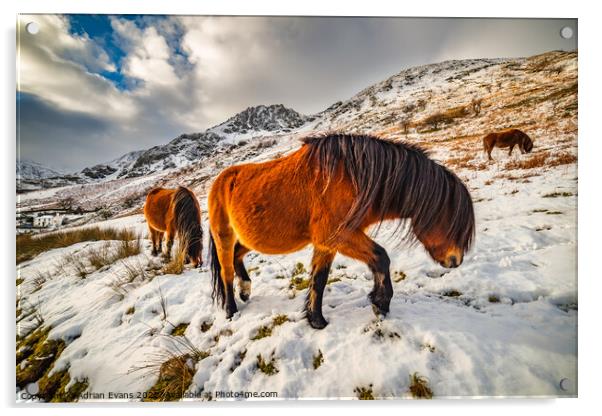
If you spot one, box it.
[560,26,573,40]
[26,22,39,35]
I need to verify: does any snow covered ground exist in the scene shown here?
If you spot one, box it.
[16,51,577,401]
[16,150,577,401]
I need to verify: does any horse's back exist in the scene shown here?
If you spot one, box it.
[484,129,525,149]
[208,148,317,253]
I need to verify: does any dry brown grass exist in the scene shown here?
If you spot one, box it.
[419,105,470,130]
[548,152,577,167]
[495,172,540,181]
[162,243,186,275]
[446,154,489,171]
[144,354,195,402]
[17,226,137,264]
[446,154,472,167]
[505,151,576,171]
[505,152,549,170]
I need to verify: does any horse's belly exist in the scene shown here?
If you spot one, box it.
[229,194,311,255]
[495,136,515,147]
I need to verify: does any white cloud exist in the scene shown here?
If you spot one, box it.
[18,15,137,119]
[110,17,179,87]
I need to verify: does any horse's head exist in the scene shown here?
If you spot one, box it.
[416,224,465,268]
[185,229,203,268]
[413,182,475,269]
[523,134,534,153]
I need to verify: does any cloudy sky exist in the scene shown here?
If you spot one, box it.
[17,15,576,171]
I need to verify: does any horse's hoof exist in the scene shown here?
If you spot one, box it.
[239,281,251,302]
[225,305,238,320]
[308,315,328,330]
[371,303,389,318]
[151,250,158,257]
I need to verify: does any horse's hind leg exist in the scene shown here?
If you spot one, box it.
[305,249,336,329]
[211,225,238,318]
[486,145,494,161]
[335,231,393,317]
[234,242,252,302]
[164,230,173,260]
[148,226,161,256]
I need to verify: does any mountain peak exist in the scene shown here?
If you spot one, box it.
[17,159,63,180]
[211,104,309,135]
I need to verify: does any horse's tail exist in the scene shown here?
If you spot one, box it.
[173,187,203,263]
[208,231,225,308]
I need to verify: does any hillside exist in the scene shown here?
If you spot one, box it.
[16,50,577,401]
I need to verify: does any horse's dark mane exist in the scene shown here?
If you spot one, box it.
[302,133,475,251]
[173,187,203,260]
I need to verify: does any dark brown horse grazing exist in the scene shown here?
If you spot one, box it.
[144,186,203,267]
[208,134,475,329]
[482,128,533,161]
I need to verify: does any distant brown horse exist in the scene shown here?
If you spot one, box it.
[208,133,475,329]
[144,186,203,267]
[482,128,533,161]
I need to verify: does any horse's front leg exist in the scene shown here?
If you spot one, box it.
[369,243,393,316]
[305,249,335,329]
[336,232,393,317]
[508,144,515,156]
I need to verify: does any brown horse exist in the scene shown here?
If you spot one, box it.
[144,186,203,267]
[208,133,475,329]
[482,128,533,161]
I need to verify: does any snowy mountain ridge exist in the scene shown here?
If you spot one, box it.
[18,104,311,191]
[16,159,63,180]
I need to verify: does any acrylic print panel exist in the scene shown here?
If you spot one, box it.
[16,15,577,402]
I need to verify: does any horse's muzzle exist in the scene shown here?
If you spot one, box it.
[440,255,461,268]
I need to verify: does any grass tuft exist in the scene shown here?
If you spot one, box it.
[543,191,573,198]
[408,372,433,399]
[442,289,462,298]
[252,314,289,340]
[162,244,186,275]
[393,270,407,282]
[313,350,324,369]
[38,369,89,402]
[144,354,195,402]
[354,384,375,400]
[251,325,273,340]
[171,323,189,337]
[16,327,66,389]
[488,295,500,303]
[272,314,289,326]
[256,352,279,376]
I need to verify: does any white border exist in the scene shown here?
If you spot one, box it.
[2,1,600,415]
